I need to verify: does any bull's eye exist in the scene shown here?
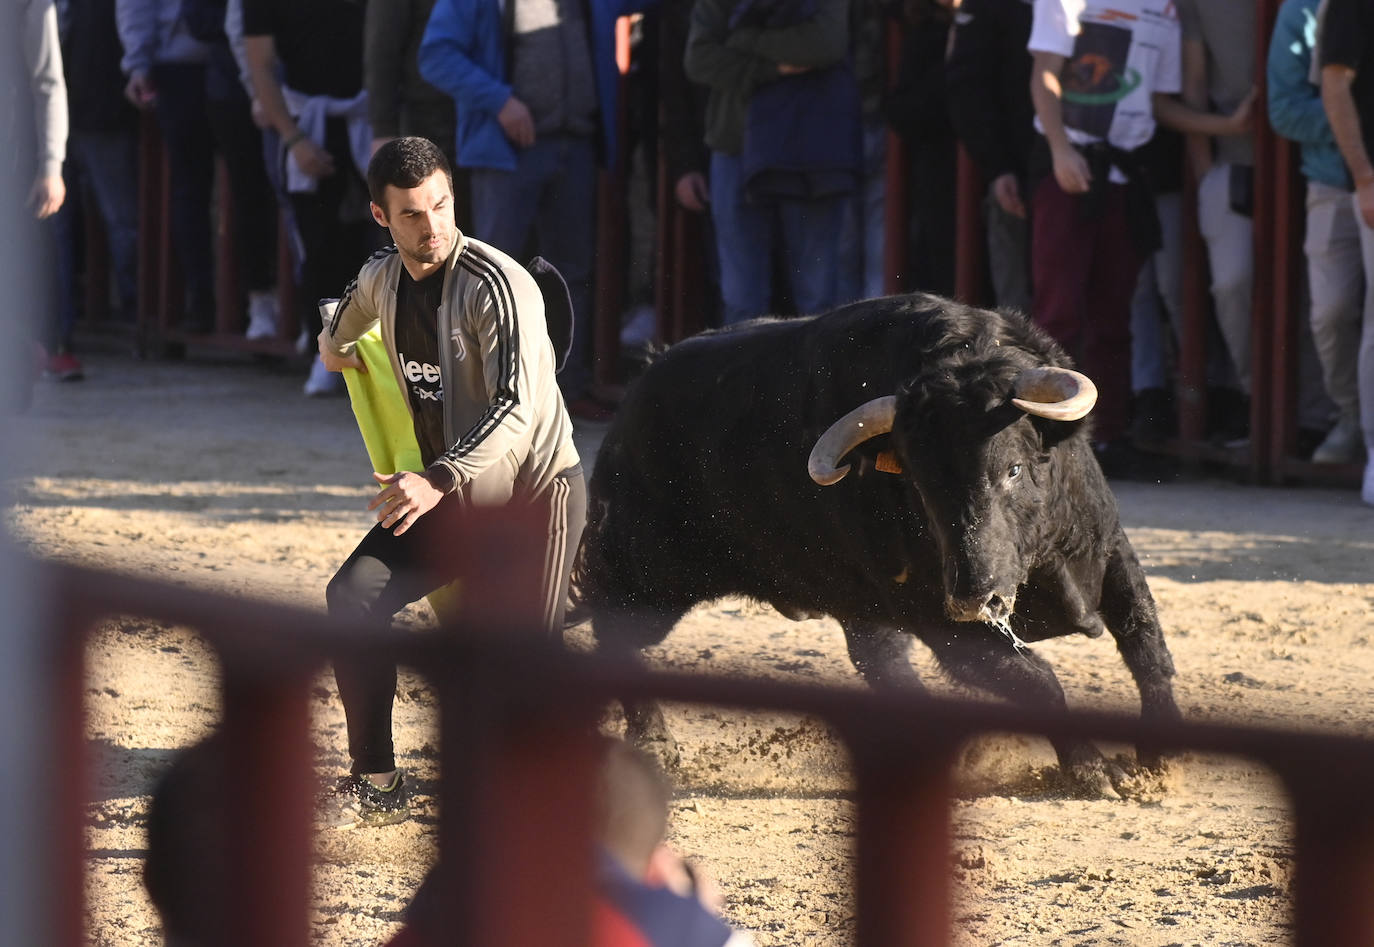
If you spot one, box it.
[1007,464,1022,481]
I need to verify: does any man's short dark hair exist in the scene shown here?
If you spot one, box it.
[367,136,453,212]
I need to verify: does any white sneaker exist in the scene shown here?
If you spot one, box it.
[1311,415,1365,464]
[303,358,344,397]
[245,290,279,341]
[1362,448,1374,507]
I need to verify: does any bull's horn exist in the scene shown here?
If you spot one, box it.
[1010,367,1097,421]
[808,396,898,485]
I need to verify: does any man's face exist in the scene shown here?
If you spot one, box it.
[372,169,457,271]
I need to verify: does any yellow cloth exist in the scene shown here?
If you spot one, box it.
[343,328,462,621]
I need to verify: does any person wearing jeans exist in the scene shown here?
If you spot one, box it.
[1319,0,1374,503]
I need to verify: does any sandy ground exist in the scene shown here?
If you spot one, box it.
[4,342,1374,946]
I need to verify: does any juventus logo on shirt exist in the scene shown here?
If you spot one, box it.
[450,330,467,362]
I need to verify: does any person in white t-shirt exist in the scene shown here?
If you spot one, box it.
[1027,0,1252,475]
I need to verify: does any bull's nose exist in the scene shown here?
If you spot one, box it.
[945,591,1014,623]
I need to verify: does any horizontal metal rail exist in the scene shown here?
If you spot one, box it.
[41,509,1374,945]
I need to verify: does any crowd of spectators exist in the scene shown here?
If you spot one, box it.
[24,0,1374,493]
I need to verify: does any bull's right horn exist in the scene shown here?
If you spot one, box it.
[1010,367,1097,421]
[808,396,898,485]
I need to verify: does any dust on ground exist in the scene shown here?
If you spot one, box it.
[5,346,1373,945]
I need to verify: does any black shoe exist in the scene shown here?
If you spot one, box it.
[325,771,410,827]
[1130,387,1176,447]
[1094,439,1179,483]
[1206,387,1249,446]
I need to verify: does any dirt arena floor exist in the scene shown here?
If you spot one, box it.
[4,342,1373,946]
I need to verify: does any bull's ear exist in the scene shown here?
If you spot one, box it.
[1029,413,1088,451]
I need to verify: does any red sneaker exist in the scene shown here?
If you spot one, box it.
[44,352,84,381]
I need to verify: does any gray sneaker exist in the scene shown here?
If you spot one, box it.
[1312,416,1364,464]
[328,771,411,827]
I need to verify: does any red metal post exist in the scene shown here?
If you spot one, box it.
[221,670,313,947]
[852,733,959,946]
[1246,0,1281,481]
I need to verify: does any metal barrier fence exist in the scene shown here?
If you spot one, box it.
[97,0,1361,488]
[36,506,1374,946]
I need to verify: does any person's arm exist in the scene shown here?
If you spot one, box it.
[726,0,849,70]
[24,0,66,218]
[428,268,547,490]
[1322,65,1374,226]
[242,33,336,178]
[946,0,1020,187]
[365,0,412,149]
[417,0,514,124]
[1029,49,1090,194]
[683,0,778,94]
[1267,2,1336,146]
[223,0,256,99]
[1180,35,1214,180]
[1151,88,1256,138]
[114,0,158,107]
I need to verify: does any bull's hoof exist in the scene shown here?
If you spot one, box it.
[1061,758,1124,799]
[631,731,681,772]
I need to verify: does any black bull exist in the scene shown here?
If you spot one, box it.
[573,294,1181,797]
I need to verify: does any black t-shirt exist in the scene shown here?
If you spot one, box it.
[240,0,365,99]
[1321,0,1374,163]
[394,267,448,467]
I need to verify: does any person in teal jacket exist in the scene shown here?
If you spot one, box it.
[1268,0,1368,466]
[417,0,653,417]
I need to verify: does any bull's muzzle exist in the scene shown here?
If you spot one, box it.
[945,590,1015,624]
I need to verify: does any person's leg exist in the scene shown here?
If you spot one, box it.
[325,496,474,776]
[49,160,81,356]
[292,120,381,349]
[534,136,599,401]
[205,94,277,296]
[779,193,848,316]
[531,465,588,636]
[1354,194,1374,482]
[1197,163,1254,393]
[709,150,774,325]
[860,119,888,301]
[151,62,216,326]
[1029,175,1095,357]
[72,129,141,321]
[1080,188,1142,446]
[1130,256,1166,392]
[984,186,1033,315]
[1306,182,1364,427]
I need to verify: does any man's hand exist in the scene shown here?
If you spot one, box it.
[991,172,1025,218]
[29,174,65,218]
[368,471,445,535]
[289,136,336,178]
[124,71,157,109]
[498,96,535,149]
[1358,176,1374,229]
[318,347,365,373]
[674,171,710,211]
[1219,86,1258,137]
[1050,142,1091,194]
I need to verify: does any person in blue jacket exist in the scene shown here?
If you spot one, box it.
[418,0,653,420]
[1269,0,1368,468]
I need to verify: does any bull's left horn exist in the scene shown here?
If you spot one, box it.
[1010,367,1097,421]
[808,396,898,485]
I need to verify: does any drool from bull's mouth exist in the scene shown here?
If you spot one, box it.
[990,614,1030,652]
